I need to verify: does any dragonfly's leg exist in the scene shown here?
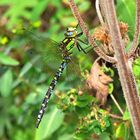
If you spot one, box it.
[77,42,87,54]
[81,45,94,54]
[77,38,92,53]
[84,47,94,53]
[61,38,68,44]
[75,40,81,52]
[83,46,91,50]
[76,32,83,37]
[77,38,88,45]
[76,23,79,28]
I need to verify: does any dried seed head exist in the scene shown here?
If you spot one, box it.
[93,21,128,46]
[119,21,128,37]
[93,26,111,45]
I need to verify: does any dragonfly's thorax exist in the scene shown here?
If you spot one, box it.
[64,27,78,38]
[61,38,72,54]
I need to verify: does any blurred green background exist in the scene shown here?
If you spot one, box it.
[0,0,139,140]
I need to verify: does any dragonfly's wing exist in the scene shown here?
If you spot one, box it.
[66,56,83,88]
[25,35,63,71]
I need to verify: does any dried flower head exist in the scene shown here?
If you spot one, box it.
[93,21,128,46]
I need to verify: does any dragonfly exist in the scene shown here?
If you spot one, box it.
[24,25,89,128]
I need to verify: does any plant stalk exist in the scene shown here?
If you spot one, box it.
[103,0,140,139]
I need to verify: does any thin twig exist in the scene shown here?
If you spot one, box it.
[110,94,124,115]
[103,0,140,139]
[109,113,123,120]
[95,0,104,25]
[68,0,116,63]
[128,0,140,57]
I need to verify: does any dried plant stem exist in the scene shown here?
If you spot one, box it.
[128,0,140,57]
[110,94,124,115]
[103,0,140,139]
[95,0,104,25]
[68,0,116,63]
[109,113,123,120]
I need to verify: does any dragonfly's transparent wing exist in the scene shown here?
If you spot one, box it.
[24,34,63,71]
[65,56,83,88]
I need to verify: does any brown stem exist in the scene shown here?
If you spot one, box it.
[128,0,140,57]
[68,0,116,63]
[95,0,104,25]
[103,0,140,139]
[109,113,123,120]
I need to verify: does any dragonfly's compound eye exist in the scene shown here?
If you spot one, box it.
[67,31,73,36]
[65,27,77,37]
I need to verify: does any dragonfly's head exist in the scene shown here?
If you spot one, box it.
[64,27,78,38]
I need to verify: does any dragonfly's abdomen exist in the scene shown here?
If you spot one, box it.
[36,56,70,128]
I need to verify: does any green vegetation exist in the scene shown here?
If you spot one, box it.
[0,0,139,140]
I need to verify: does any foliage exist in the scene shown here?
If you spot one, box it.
[0,0,139,140]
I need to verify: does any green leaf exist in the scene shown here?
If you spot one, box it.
[74,134,88,140]
[94,127,101,135]
[116,0,136,37]
[0,52,19,66]
[99,132,111,140]
[0,0,38,28]
[35,106,64,140]
[58,134,74,140]
[133,58,140,77]
[30,0,49,21]
[76,101,89,107]
[77,94,93,103]
[0,70,13,97]
[78,1,90,12]
[123,109,130,120]
[108,83,114,94]
[76,94,93,107]
[75,106,90,117]
[19,56,40,77]
[115,123,125,138]
[25,93,38,104]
